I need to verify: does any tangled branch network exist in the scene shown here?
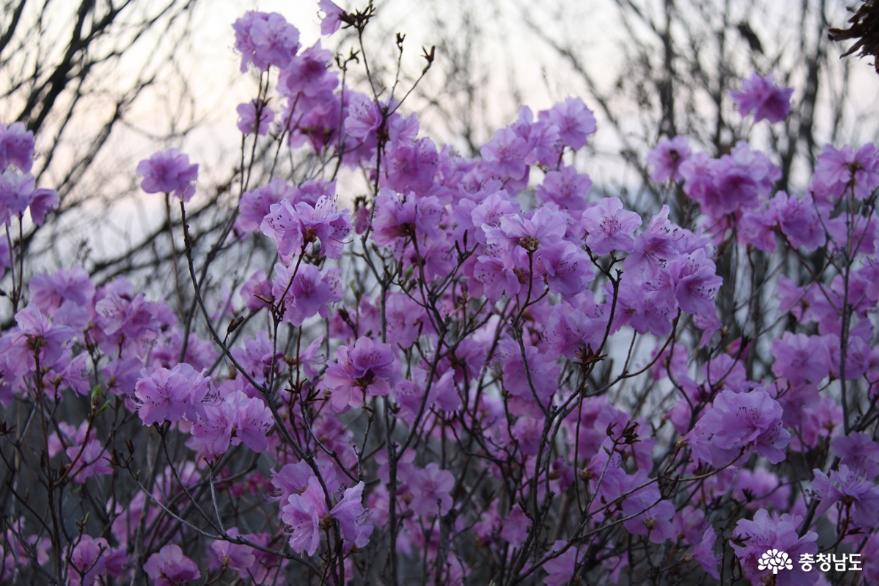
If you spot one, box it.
[0,2,878,585]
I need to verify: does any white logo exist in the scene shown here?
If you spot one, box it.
[758,549,793,575]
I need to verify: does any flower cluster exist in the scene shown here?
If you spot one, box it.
[730,73,793,123]
[0,5,877,586]
[0,122,57,230]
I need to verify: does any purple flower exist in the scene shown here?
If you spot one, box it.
[481,127,530,179]
[708,149,769,212]
[536,166,591,211]
[545,97,597,150]
[733,468,791,510]
[527,112,563,166]
[325,337,398,410]
[831,432,879,477]
[616,271,678,337]
[237,179,296,234]
[29,268,94,315]
[92,283,175,353]
[811,143,879,201]
[668,249,722,318]
[812,465,879,528]
[295,196,350,258]
[624,205,683,276]
[188,402,233,458]
[771,332,832,386]
[500,506,530,548]
[344,92,381,141]
[261,199,303,258]
[681,143,779,216]
[14,24,879,583]
[9,306,73,369]
[546,294,606,359]
[691,527,720,580]
[283,93,342,151]
[383,137,439,196]
[0,170,56,227]
[233,11,300,72]
[731,510,817,586]
[143,544,200,586]
[771,191,824,251]
[136,149,198,202]
[581,196,642,255]
[454,195,489,241]
[492,206,567,252]
[319,0,345,35]
[622,485,676,543]
[536,240,593,298]
[647,136,691,183]
[236,99,275,136]
[281,475,327,555]
[208,529,256,578]
[68,535,113,586]
[272,461,314,503]
[373,190,444,248]
[331,481,374,549]
[689,388,790,467]
[261,195,349,259]
[278,42,337,98]
[298,179,336,206]
[501,340,560,413]
[0,122,35,172]
[134,363,210,426]
[410,463,455,517]
[28,187,57,225]
[542,541,578,586]
[730,73,793,123]
[385,292,431,348]
[472,248,526,301]
[48,421,111,484]
[863,534,879,583]
[473,501,501,542]
[189,391,274,458]
[231,332,278,386]
[226,391,274,452]
[273,263,340,325]
[511,416,543,456]
[0,169,34,224]
[100,356,140,401]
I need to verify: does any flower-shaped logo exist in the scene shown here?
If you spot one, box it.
[758,549,793,575]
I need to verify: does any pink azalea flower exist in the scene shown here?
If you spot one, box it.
[647,136,691,183]
[410,463,455,517]
[542,541,578,586]
[236,99,275,136]
[144,544,200,586]
[331,481,374,549]
[134,363,210,426]
[319,0,345,35]
[730,73,793,123]
[812,465,879,529]
[136,149,199,202]
[545,97,597,150]
[233,11,300,72]
[731,510,817,586]
[581,196,642,255]
[0,121,34,171]
[281,476,328,556]
[689,388,790,467]
[325,337,398,410]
